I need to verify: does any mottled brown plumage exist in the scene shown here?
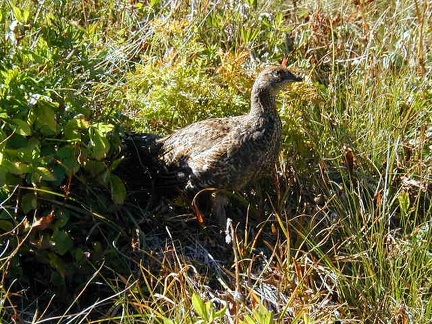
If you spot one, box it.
[121,65,301,230]
[158,66,302,193]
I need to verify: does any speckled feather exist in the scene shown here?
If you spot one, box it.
[157,66,302,193]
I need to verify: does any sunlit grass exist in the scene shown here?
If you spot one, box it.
[0,0,431,322]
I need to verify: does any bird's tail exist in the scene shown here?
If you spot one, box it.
[118,133,190,201]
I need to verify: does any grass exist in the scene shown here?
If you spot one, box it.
[0,0,431,322]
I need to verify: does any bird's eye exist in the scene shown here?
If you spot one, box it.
[272,70,284,78]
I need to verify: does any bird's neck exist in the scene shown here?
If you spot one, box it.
[250,86,277,118]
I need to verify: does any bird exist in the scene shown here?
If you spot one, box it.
[121,62,302,229]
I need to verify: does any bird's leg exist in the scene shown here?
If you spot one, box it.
[212,192,233,244]
[212,191,229,227]
[192,190,233,243]
[191,191,206,224]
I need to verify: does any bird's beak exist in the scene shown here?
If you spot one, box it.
[291,74,303,82]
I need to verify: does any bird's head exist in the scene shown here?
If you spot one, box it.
[253,65,302,94]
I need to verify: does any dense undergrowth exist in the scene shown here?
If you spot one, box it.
[1,0,431,322]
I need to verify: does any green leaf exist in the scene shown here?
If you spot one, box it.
[214,306,227,319]
[64,117,90,141]
[57,146,80,174]
[22,8,30,23]
[0,220,14,232]
[94,122,114,134]
[253,305,274,324]
[11,4,30,23]
[11,5,23,22]
[89,128,110,160]
[64,125,81,142]
[0,169,5,186]
[162,318,175,324]
[52,230,74,256]
[0,152,5,185]
[109,174,126,204]
[48,252,69,278]
[150,0,162,9]
[73,248,86,266]
[21,193,37,214]
[84,160,108,179]
[243,315,257,324]
[31,99,59,135]
[35,167,57,181]
[206,301,215,322]
[11,118,32,136]
[398,191,410,215]
[3,160,31,175]
[110,157,124,171]
[192,293,209,321]
[54,211,70,229]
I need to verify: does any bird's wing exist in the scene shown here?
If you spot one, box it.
[159,116,242,165]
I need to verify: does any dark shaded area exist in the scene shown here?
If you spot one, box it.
[118,132,190,204]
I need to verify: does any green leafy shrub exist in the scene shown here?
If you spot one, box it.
[0,1,127,312]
